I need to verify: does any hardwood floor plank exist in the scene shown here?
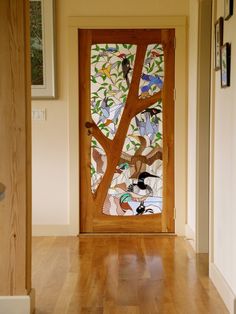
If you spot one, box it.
[32,236,229,314]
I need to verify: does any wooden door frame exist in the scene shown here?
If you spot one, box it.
[0,0,34,312]
[67,16,188,235]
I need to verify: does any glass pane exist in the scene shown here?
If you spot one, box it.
[90,44,137,140]
[90,137,107,194]
[139,44,164,99]
[103,101,163,216]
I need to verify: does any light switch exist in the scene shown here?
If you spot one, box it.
[32,108,47,121]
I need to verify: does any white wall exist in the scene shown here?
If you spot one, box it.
[208,0,236,312]
[187,0,236,310]
[187,0,199,241]
[211,0,236,298]
[32,0,189,235]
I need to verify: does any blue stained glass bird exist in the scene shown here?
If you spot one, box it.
[141,74,163,94]
[106,47,118,53]
[135,112,159,143]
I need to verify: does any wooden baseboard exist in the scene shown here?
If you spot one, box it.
[210,263,236,314]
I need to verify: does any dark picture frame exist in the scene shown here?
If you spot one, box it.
[221,43,231,88]
[225,0,234,20]
[214,17,223,70]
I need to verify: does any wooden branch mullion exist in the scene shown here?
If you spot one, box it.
[94,44,147,206]
[91,123,112,156]
[126,44,147,108]
[131,91,162,117]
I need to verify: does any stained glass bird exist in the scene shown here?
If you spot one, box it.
[99,50,109,57]
[140,74,163,98]
[141,108,161,117]
[151,50,163,58]
[95,63,116,83]
[107,89,120,97]
[122,58,132,87]
[141,74,163,90]
[106,47,118,53]
[119,172,158,214]
[102,102,125,134]
[127,171,159,197]
[135,112,159,143]
[145,57,153,66]
[98,97,110,124]
[117,53,126,59]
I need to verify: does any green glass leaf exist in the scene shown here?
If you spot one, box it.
[97,86,105,92]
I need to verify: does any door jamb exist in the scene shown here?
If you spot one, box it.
[195,0,212,253]
[67,16,188,235]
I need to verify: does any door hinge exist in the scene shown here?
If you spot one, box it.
[174,88,176,101]
[174,207,176,220]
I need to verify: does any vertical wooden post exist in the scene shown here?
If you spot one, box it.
[0,0,32,301]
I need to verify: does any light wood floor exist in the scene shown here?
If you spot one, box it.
[32,236,228,314]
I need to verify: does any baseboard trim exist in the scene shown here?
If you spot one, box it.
[185,224,196,251]
[32,224,77,236]
[0,296,30,314]
[210,263,236,314]
[29,289,35,314]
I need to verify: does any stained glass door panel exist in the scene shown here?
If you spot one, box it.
[79,29,174,233]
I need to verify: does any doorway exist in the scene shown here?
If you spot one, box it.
[79,29,175,233]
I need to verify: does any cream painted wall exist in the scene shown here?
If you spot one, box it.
[66,0,189,16]
[32,102,69,225]
[212,0,236,296]
[187,0,199,238]
[32,0,189,234]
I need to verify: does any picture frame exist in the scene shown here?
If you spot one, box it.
[224,0,234,20]
[30,0,56,99]
[221,43,231,88]
[214,17,223,70]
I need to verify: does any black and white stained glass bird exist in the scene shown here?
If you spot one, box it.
[127,171,159,198]
[122,57,132,87]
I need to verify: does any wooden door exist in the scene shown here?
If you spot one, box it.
[79,29,174,233]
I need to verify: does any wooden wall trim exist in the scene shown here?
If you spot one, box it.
[0,0,31,296]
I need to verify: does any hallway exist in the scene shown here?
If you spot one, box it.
[32,236,228,314]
